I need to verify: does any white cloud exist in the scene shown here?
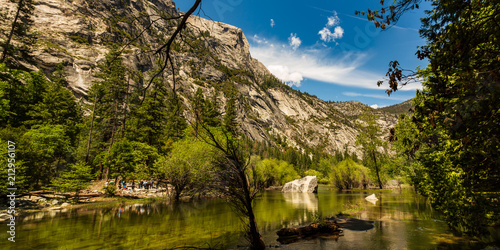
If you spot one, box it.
[288,33,302,50]
[343,92,411,101]
[249,36,423,91]
[318,26,344,43]
[267,65,303,87]
[270,19,275,28]
[252,34,268,44]
[319,12,344,43]
[370,104,379,109]
[327,13,340,27]
[250,41,382,89]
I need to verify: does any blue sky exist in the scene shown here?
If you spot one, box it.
[175,0,430,108]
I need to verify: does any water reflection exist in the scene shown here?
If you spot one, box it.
[282,192,318,212]
[3,188,497,249]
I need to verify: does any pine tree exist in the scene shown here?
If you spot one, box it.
[91,47,129,179]
[0,0,36,66]
[223,96,238,135]
[128,83,169,151]
[26,69,82,144]
[191,87,206,135]
[165,90,187,142]
[51,162,94,202]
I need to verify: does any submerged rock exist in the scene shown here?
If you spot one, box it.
[281,176,318,193]
[277,220,342,244]
[334,215,375,231]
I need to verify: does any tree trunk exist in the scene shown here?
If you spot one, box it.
[104,101,119,180]
[240,168,265,249]
[121,75,130,139]
[86,95,97,167]
[1,0,24,62]
[372,151,383,189]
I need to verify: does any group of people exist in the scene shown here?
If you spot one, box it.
[105,179,160,191]
[138,179,159,190]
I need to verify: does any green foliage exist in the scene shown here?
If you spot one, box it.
[164,91,187,142]
[330,158,370,190]
[363,0,500,236]
[223,95,238,135]
[103,184,117,197]
[191,87,221,135]
[51,162,94,200]
[304,169,328,184]
[24,124,73,188]
[249,157,299,188]
[0,128,28,195]
[69,35,90,45]
[26,72,82,143]
[155,135,216,201]
[104,139,159,180]
[355,108,387,189]
[127,76,169,152]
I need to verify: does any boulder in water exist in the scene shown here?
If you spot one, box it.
[281,176,318,193]
[365,194,378,204]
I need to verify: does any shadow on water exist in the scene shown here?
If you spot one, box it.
[2,187,499,249]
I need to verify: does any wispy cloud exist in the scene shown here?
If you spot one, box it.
[249,35,422,90]
[310,6,419,32]
[250,38,382,88]
[270,19,275,28]
[343,92,410,101]
[288,33,302,50]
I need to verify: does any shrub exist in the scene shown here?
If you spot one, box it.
[103,184,117,197]
[330,158,371,190]
[250,157,299,187]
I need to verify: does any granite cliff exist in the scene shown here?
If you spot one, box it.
[0,0,404,155]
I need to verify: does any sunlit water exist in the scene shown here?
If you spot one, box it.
[3,187,498,249]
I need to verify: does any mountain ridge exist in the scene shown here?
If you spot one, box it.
[0,0,402,155]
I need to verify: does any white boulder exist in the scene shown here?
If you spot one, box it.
[365,194,378,205]
[281,176,318,193]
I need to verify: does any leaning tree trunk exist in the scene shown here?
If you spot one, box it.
[240,167,265,249]
[1,0,23,62]
[372,151,383,189]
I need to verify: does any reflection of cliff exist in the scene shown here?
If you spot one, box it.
[283,193,319,212]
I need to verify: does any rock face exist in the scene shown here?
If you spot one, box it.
[282,176,318,193]
[0,0,402,155]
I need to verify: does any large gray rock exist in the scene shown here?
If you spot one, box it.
[0,0,398,157]
[282,176,318,193]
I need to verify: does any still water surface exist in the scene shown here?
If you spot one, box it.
[4,187,495,249]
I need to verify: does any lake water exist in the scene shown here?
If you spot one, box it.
[3,187,497,249]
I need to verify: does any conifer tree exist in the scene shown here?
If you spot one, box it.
[0,0,36,65]
[91,47,129,179]
[223,95,238,135]
[51,162,94,202]
[165,90,187,143]
[191,87,206,135]
[128,80,169,151]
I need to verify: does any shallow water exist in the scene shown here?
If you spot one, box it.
[3,187,497,249]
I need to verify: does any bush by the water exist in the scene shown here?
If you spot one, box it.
[103,184,117,197]
[249,157,299,188]
[330,158,370,190]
